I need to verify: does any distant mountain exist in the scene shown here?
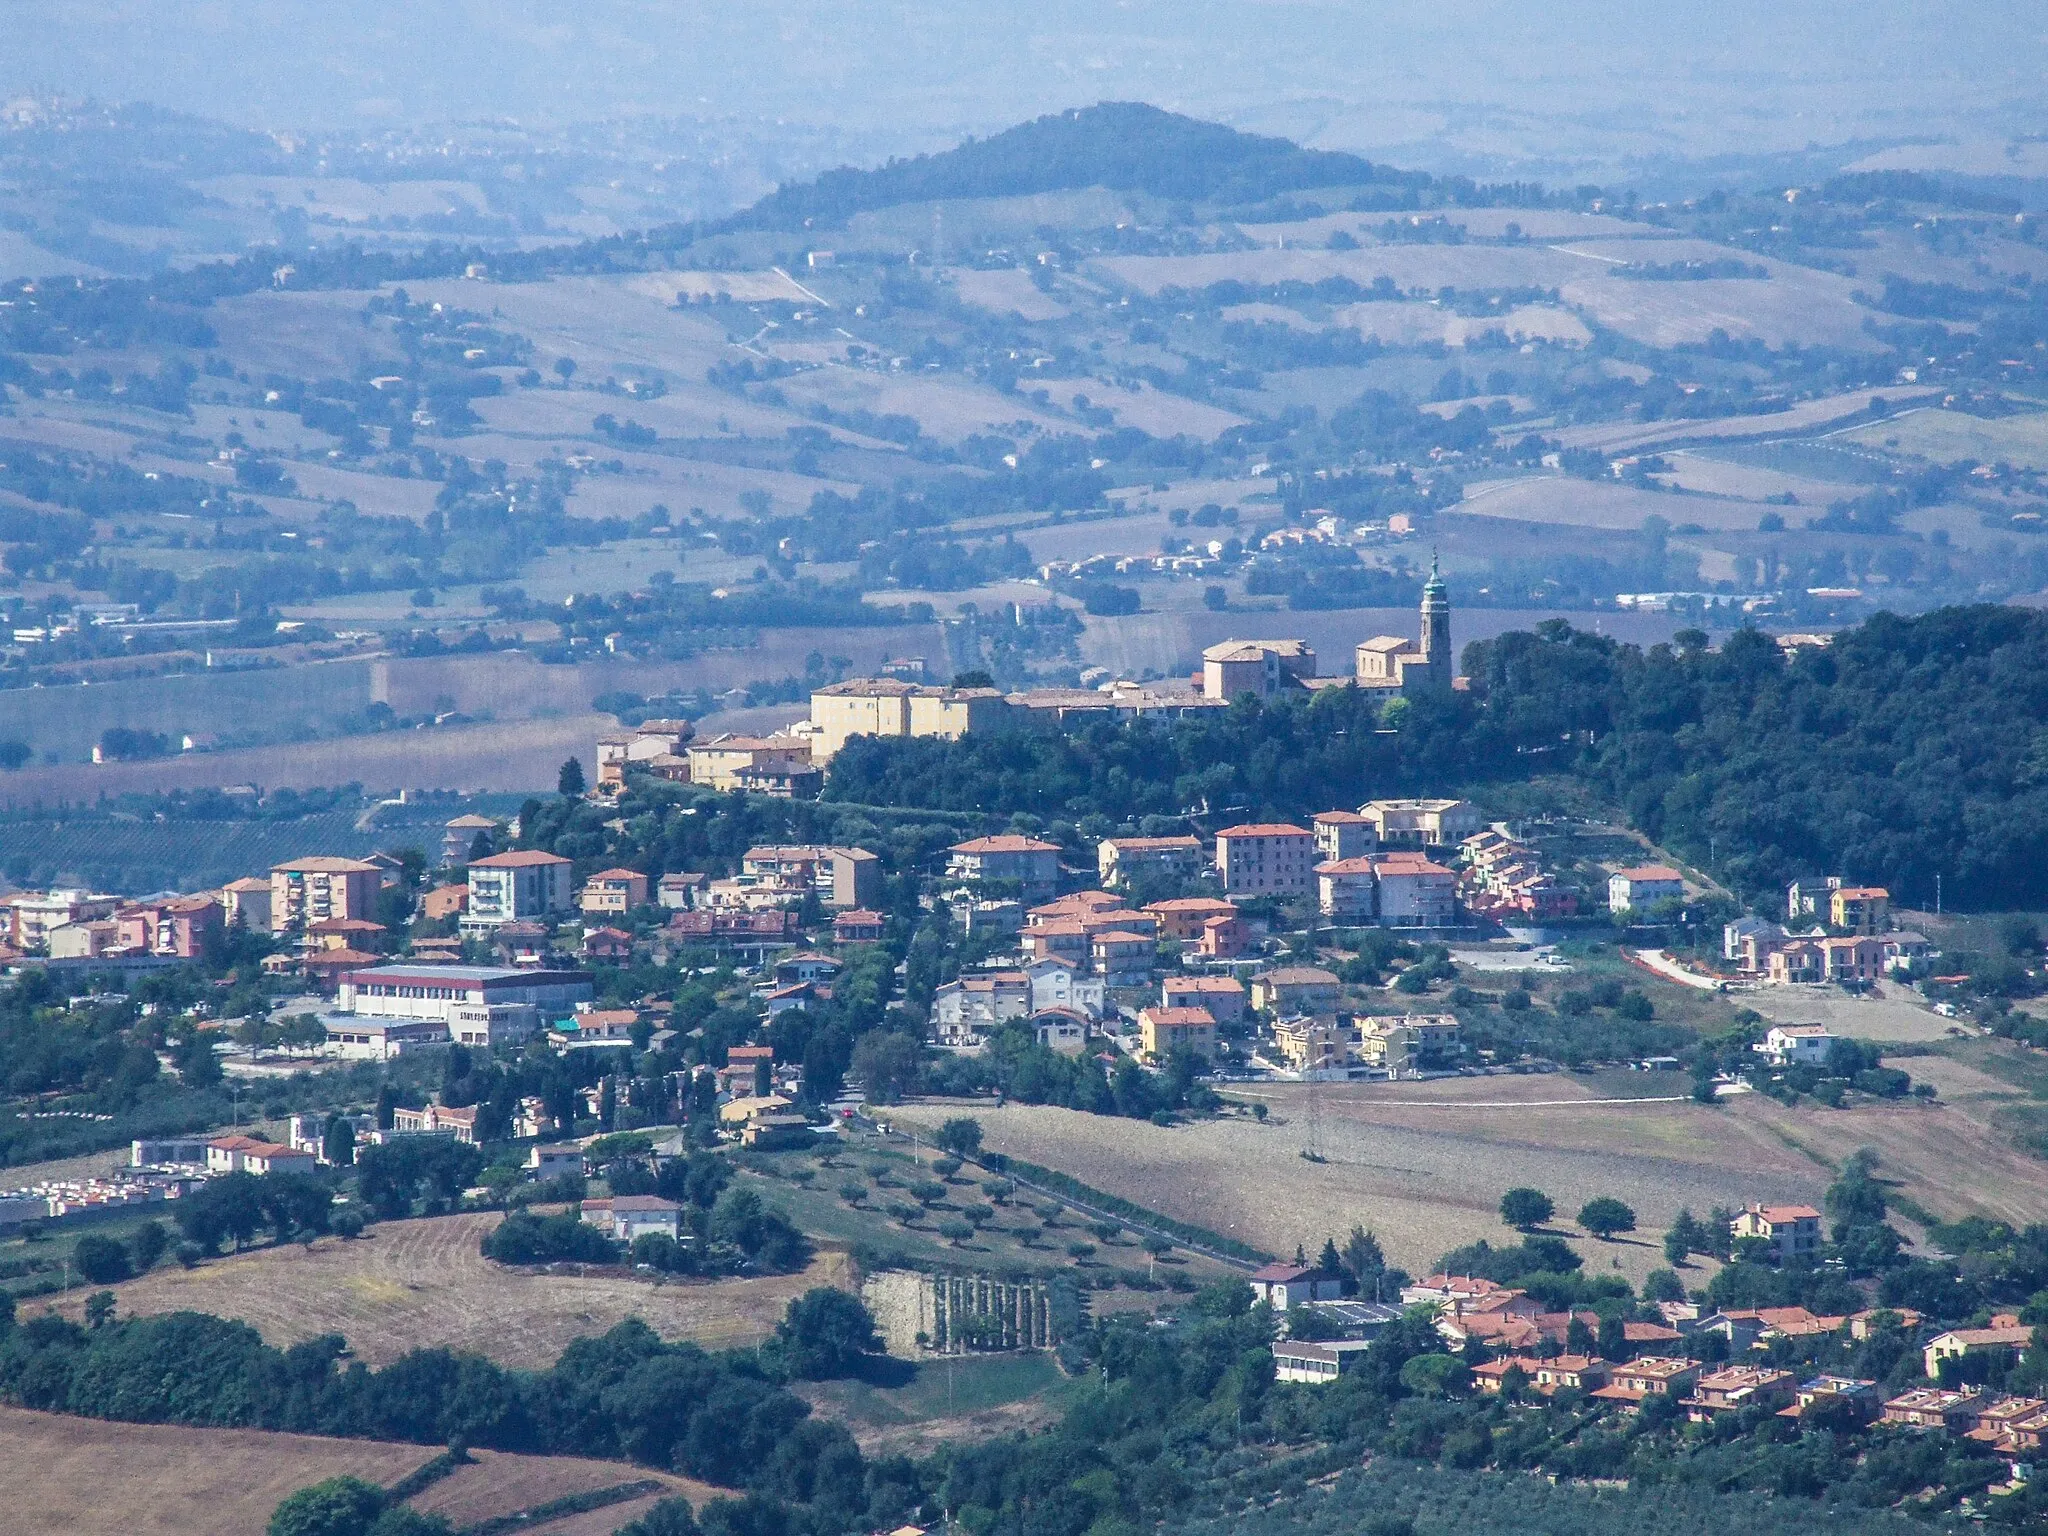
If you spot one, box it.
[724,103,1424,231]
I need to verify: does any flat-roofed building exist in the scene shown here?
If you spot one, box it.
[742,845,882,909]
[948,835,1062,902]
[466,850,574,927]
[1358,799,1481,849]
[1312,810,1375,863]
[1217,823,1315,896]
[1098,834,1205,888]
[1201,638,1316,701]
[1139,1005,1217,1059]
[806,678,1013,762]
[1251,966,1341,1016]
[271,856,382,931]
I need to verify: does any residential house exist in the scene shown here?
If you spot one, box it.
[1965,1396,2048,1450]
[1755,1025,1837,1066]
[271,857,382,930]
[527,1145,585,1180]
[741,845,882,909]
[1248,1262,1344,1310]
[304,917,388,953]
[1216,823,1315,897]
[1358,799,1481,849]
[1160,975,1247,1026]
[441,813,500,864]
[947,835,1062,902]
[1252,966,1341,1016]
[1786,875,1843,923]
[391,1103,480,1144]
[1779,1376,1882,1424]
[1024,920,1090,969]
[776,952,843,987]
[466,851,574,927]
[1731,1202,1824,1263]
[1830,886,1891,934]
[1316,857,1377,923]
[1312,809,1376,864]
[1724,917,1789,973]
[116,895,224,958]
[1199,911,1251,958]
[1884,931,1934,973]
[1144,896,1240,942]
[1272,1340,1374,1384]
[1025,958,1106,1019]
[581,1195,682,1243]
[657,872,706,911]
[581,927,634,962]
[1098,835,1205,888]
[686,733,816,793]
[1682,1366,1795,1420]
[1272,1016,1354,1073]
[419,884,468,922]
[1472,1356,1545,1394]
[1608,865,1685,914]
[1592,1357,1699,1407]
[580,868,649,914]
[47,919,124,959]
[1138,1005,1217,1060]
[1532,1356,1610,1395]
[1031,1008,1090,1056]
[220,876,274,933]
[554,1007,639,1048]
[1,888,117,951]
[933,972,1032,1042]
[834,909,887,943]
[1356,1014,1462,1074]
[205,1135,317,1176]
[1884,1387,1989,1431]
[1090,929,1156,986]
[1371,852,1457,928]
[1926,1325,2033,1381]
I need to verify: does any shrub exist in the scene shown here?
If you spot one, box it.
[940,1219,975,1245]
[838,1181,867,1204]
[1066,1241,1097,1261]
[931,1157,963,1179]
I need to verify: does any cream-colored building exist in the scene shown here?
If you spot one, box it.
[1355,556,1453,693]
[271,857,382,931]
[687,733,814,791]
[805,679,1012,762]
[1272,1016,1354,1073]
[1359,799,1482,849]
[1216,822,1316,896]
[1201,639,1316,701]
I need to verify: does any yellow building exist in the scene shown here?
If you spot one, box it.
[1829,886,1890,934]
[686,733,814,792]
[806,679,1012,762]
[1139,1005,1217,1060]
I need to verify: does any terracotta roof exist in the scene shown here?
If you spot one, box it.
[1216,823,1312,838]
[1141,1006,1218,1026]
[951,835,1061,854]
[273,856,381,873]
[1615,865,1684,882]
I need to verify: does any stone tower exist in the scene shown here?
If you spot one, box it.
[1419,552,1451,673]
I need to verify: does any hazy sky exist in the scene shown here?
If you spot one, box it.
[9,2,2046,176]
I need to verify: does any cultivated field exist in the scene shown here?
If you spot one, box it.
[41,1210,852,1368]
[0,1406,436,1536]
[408,1449,713,1528]
[1543,387,1937,457]
[1457,474,1773,533]
[1838,405,2048,472]
[796,1352,1077,1459]
[890,1080,1832,1287]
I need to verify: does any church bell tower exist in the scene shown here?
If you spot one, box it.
[1419,552,1451,675]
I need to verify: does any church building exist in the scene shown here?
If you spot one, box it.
[1355,555,1453,694]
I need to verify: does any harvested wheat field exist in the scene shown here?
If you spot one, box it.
[408,1448,714,1528]
[39,1211,852,1368]
[0,1406,435,1536]
[892,1079,1831,1285]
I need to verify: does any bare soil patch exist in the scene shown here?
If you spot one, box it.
[38,1211,852,1369]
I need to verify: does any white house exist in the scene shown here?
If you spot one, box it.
[1031,1008,1090,1056]
[1609,865,1685,913]
[1249,1262,1346,1311]
[1755,1024,1837,1067]
[527,1146,584,1179]
[582,1195,682,1242]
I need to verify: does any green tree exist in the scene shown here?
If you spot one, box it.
[558,757,586,796]
[73,1232,133,1285]
[130,1219,169,1274]
[933,1116,984,1159]
[368,1509,453,1536]
[615,1500,702,1536]
[1578,1196,1637,1239]
[267,1476,385,1536]
[1499,1187,1554,1231]
[323,1114,356,1168]
[84,1290,116,1329]
[770,1287,882,1379]
[1399,1352,1470,1397]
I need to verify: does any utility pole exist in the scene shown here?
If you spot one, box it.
[1936,874,1943,916]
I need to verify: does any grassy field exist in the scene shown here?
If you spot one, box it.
[796,1350,1080,1458]
[408,1449,713,1529]
[1457,474,1777,533]
[1839,405,2048,471]
[37,1210,851,1368]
